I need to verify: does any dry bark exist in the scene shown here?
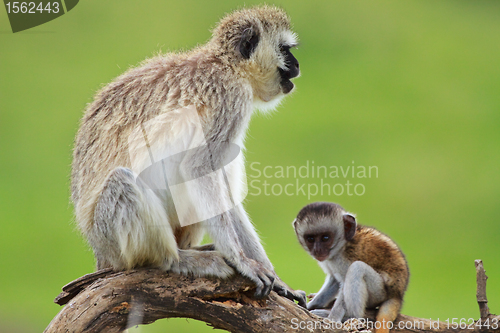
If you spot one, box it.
[44,262,499,333]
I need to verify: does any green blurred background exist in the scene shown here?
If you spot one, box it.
[1,1,499,332]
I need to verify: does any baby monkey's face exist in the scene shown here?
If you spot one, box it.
[303,230,335,262]
[293,202,357,262]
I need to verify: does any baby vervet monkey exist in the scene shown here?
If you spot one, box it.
[293,202,409,333]
[71,6,306,306]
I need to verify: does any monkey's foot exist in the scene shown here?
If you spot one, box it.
[310,309,331,318]
[343,318,372,333]
[307,293,317,300]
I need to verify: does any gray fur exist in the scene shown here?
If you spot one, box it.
[71,6,305,304]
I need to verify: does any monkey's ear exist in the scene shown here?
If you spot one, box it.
[292,219,300,233]
[343,213,357,241]
[239,27,260,59]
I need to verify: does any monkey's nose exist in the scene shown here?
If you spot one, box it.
[288,58,300,78]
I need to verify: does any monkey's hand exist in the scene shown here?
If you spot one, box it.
[273,278,307,307]
[310,309,331,318]
[231,258,307,307]
[231,257,277,299]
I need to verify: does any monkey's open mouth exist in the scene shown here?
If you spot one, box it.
[281,79,294,94]
[278,66,296,94]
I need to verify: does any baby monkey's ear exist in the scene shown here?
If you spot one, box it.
[343,213,356,241]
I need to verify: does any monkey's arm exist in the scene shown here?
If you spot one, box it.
[233,204,274,269]
[177,156,275,298]
[169,99,293,301]
[232,183,306,306]
[223,161,305,306]
[307,274,339,310]
[183,155,304,304]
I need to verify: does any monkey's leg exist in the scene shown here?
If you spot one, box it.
[310,309,331,318]
[328,286,346,322]
[375,298,402,333]
[92,168,233,278]
[190,244,216,251]
[171,249,234,278]
[91,167,178,270]
[307,275,339,310]
[343,261,386,319]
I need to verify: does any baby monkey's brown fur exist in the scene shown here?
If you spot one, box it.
[294,202,409,333]
[346,225,408,300]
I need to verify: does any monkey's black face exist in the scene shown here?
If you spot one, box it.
[279,46,300,94]
[304,231,335,261]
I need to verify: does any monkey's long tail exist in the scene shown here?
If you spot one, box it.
[375,298,401,333]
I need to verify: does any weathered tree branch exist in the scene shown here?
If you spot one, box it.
[45,262,499,333]
[475,260,490,319]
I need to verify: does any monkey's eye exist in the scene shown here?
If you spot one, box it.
[321,235,330,242]
[280,45,290,52]
[280,43,298,52]
[306,236,315,244]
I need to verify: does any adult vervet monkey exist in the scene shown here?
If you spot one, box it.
[72,6,305,305]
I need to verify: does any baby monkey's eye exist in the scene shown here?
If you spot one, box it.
[321,235,330,242]
[306,236,315,243]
